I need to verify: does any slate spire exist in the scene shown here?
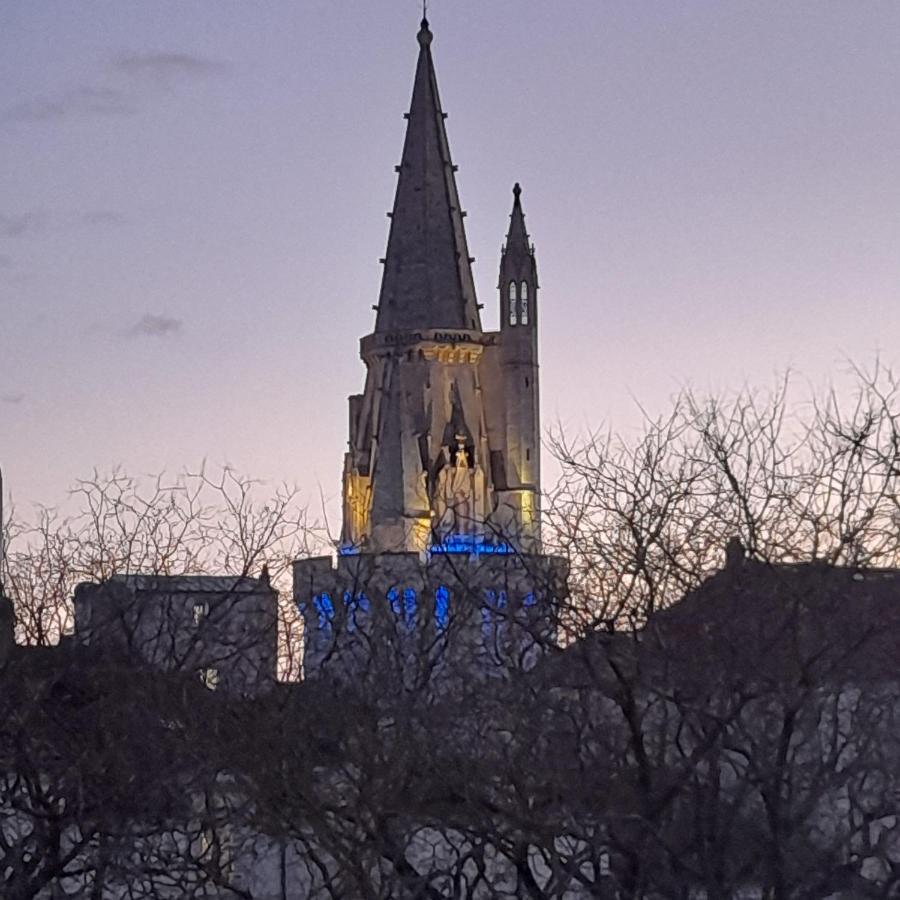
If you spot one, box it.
[506,182,530,256]
[500,182,538,329]
[374,19,482,334]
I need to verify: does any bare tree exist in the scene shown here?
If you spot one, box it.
[3,464,323,676]
[4,370,900,898]
[0,464,322,898]
[545,365,900,639]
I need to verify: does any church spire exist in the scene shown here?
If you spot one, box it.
[506,182,530,257]
[500,182,538,331]
[374,19,481,334]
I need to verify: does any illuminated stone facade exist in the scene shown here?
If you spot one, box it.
[340,20,541,556]
[295,20,567,681]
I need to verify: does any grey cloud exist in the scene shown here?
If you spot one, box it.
[1,393,25,405]
[113,52,230,81]
[2,86,137,124]
[127,314,184,338]
[0,213,46,237]
[2,52,225,127]
[0,254,12,269]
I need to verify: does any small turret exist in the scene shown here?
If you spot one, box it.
[500,183,538,333]
[495,184,541,550]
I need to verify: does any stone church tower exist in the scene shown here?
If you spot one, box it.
[295,20,567,683]
[341,18,541,555]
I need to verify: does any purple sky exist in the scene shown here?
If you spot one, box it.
[2,1,900,526]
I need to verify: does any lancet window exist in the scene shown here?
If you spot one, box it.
[508,281,518,325]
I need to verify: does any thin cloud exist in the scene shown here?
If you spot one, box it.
[0,213,46,238]
[1,393,25,405]
[3,52,227,126]
[0,254,12,269]
[126,314,184,339]
[113,52,230,82]
[2,86,136,124]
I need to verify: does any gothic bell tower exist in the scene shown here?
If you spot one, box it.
[341,18,498,554]
[297,18,568,684]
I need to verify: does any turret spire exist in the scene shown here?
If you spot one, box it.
[374,19,481,334]
[505,182,530,256]
[500,182,538,330]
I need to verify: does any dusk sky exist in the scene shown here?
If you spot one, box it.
[3,1,900,527]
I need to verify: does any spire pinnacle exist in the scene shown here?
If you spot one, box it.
[418,16,432,46]
[374,11,480,334]
[505,181,530,255]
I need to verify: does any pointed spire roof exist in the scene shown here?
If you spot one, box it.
[504,182,531,258]
[374,19,481,334]
[500,182,538,291]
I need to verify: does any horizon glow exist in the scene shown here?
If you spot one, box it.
[2,1,899,526]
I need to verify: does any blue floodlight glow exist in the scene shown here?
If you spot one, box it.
[338,544,361,556]
[434,586,450,631]
[523,592,536,607]
[428,534,516,556]
[403,588,417,628]
[387,587,416,629]
[342,591,371,632]
[481,605,493,639]
[313,593,335,631]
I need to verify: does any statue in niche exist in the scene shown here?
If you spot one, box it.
[433,435,475,537]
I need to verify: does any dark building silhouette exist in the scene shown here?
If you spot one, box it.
[73,574,277,696]
[0,589,13,667]
[544,540,900,693]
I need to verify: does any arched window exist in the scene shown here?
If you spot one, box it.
[508,281,518,325]
[520,281,529,325]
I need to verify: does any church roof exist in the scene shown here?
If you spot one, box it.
[374,19,482,334]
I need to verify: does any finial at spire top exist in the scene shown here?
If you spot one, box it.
[513,182,522,199]
[418,15,432,46]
